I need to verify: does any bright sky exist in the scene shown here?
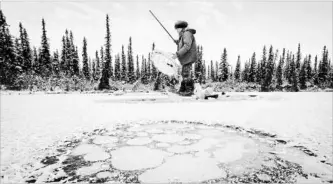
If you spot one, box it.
[2,0,332,68]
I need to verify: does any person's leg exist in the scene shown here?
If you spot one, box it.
[179,63,194,96]
[178,64,188,93]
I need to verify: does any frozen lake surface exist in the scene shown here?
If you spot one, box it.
[0,92,332,183]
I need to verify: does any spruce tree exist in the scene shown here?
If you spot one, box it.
[114,54,121,81]
[273,49,279,75]
[296,43,301,71]
[64,30,72,75]
[256,63,261,83]
[100,47,104,69]
[305,54,312,81]
[215,61,219,81]
[104,14,113,79]
[281,48,286,66]
[14,38,23,69]
[18,23,25,67]
[249,52,257,82]
[141,55,146,84]
[283,51,290,81]
[121,45,126,81]
[73,46,80,76]
[147,53,151,81]
[69,31,77,76]
[52,50,60,76]
[290,55,299,91]
[39,18,52,77]
[98,15,113,90]
[242,61,249,82]
[260,46,267,84]
[127,37,135,83]
[19,23,32,72]
[318,46,329,86]
[313,55,318,82]
[0,10,18,86]
[261,45,274,91]
[202,60,206,83]
[207,64,211,80]
[92,61,96,80]
[32,47,38,73]
[328,63,333,88]
[195,45,203,83]
[151,43,157,79]
[280,48,286,80]
[219,48,228,81]
[60,36,67,75]
[234,55,241,81]
[299,59,307,89]
[286,52,296,84]
[210,60,215,81]
[136,55,140,80]
[276,56,283,88]
[201,47,205,82]
[88,57,92,78]
[95,51,101,80]
[82,37,89,80]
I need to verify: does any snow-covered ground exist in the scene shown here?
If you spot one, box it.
[0,92,332,183]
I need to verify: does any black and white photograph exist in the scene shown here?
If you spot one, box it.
[0,0,332,183]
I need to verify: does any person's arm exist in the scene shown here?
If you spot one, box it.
[176,31,193,58]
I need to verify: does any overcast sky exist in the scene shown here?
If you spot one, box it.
[2,0,332,68]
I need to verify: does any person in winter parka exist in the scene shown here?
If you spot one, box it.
[172,20,197,96]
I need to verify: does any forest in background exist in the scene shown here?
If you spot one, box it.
[1,10,332,92]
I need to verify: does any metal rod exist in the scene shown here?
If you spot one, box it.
[149,10,176,43]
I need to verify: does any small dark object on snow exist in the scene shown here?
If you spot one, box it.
[204,94,219,100]
[249,94,257,97]
[293,145,318,157]
[246,129,277,138]
[275,139,287,144]
[26,179,37,183]
[41,156,59,165]
[57,148,66,153]
[48,176,68,183]
[221,92,226,95]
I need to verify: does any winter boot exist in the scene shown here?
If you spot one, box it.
[179,78,194,96]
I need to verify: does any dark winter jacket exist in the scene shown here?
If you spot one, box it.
[176,28,197,66]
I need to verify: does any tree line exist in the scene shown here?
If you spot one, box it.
[1,10,332,91]
[0,11,162,90]
[205,44,332,91]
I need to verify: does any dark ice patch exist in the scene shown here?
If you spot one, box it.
[62,155,88,176]
[293,145,318,157]
[41,156,59,165]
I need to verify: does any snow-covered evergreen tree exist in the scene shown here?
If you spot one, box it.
[127,37,135,83]
[234,55,241,81]
[296,43,301,71]
[39,18,51,77]
[82,37,90,79]
[299,59,307,89]
[261,45,274,91]
[114,54,121,81]
[136,55,140,80]
[0,10,19,86]
[121,45,127,81]
[249,52,256,82]
[219,48,228,81]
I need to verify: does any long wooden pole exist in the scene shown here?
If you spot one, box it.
[149,10,176,43]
